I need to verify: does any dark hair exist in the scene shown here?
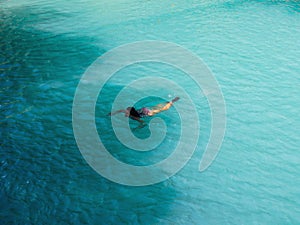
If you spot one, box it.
[128,107,140,118]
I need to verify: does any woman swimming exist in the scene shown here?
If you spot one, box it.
[108,97,180,123]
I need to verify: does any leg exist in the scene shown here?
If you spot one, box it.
[148,97,180,116]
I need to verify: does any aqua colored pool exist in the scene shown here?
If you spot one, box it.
[1,0,300,224]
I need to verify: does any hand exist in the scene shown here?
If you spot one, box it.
[133,122,147,131]
[138,123,147,129]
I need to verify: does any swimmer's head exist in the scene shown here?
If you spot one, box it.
[125,107,132,117]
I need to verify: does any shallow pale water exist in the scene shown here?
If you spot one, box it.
[1,0,300,224]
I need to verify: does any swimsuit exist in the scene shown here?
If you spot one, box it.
[137,107,150,117]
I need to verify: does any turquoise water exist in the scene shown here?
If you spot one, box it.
[1,0,300,224]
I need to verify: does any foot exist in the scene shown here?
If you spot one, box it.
[171,97,180,103]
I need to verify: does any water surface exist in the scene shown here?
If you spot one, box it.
[1,0,300,224]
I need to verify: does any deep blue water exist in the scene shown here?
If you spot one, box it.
[1,0,300,224]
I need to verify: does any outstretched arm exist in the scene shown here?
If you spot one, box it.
[130,115,144,123]
[107,109,126,116]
